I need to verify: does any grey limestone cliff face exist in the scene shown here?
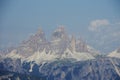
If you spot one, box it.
[3,27,98,60]
[16,28,47,57]
[1,27,118,80]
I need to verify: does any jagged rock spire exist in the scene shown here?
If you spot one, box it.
[12,26,99,58]
[117,47,120,53]
[55,25,65,32]
[22,27,46,44]
[52,25,68,40]
[76,38,88,52]
[70,35,76,52]
[17,27,47,57]
[36,27,44,35]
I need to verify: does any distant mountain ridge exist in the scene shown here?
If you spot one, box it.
[1,26,120,80]
[2,26,99,64]
[0,57,120,80]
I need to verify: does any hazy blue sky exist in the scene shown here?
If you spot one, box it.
[0,0,120,53]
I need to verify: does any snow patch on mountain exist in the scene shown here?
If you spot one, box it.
[29,63,34,72]
[87,45,100,56]
[61,48,94,61]
[73,52,95,61]
[5,50,23,59]
[24,48,94,64]
[25,49,58,64]
[108,50,120,59]
[2,27,99,65]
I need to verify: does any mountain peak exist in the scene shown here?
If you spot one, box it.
[117,48,120,53]
[52,26,68,41]
[55,26,65,32]
[36,27,44,35]
[70,35,76,52]
[5,27,99,63]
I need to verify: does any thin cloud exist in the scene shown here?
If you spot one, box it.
[116,22,120,25]
[88,19,110,31]
[112,32,120,37]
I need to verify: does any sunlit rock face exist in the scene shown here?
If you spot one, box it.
[3,27,99,63]
[17,28,47,57]
[1,27,113,80]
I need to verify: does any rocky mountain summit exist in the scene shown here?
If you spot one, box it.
[0,27,120,80]
[3,27,99,64]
